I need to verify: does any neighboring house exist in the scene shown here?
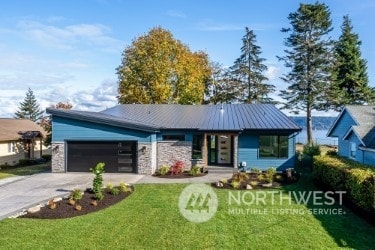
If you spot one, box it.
[0,119,48,166]
[327,105,375,166]
[47,104,301,174]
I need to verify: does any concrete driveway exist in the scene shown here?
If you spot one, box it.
[0,171,232,220]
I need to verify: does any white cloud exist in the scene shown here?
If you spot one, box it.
[265,65,280,80]
[16,20,123,51]
[166,10,187,19]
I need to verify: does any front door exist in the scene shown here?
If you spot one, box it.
[207,135,233,165]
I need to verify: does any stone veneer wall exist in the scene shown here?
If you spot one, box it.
[51,143,65,173]
[137,142,155,174]
[157,141,192,170]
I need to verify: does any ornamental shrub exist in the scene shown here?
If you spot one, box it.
[90,162,105,200]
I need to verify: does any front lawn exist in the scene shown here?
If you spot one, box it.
[0,163,50,180]
[0,173,374,249]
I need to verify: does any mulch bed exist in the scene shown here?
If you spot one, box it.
[152,172,208,179]
[19,187,133,219]
[211,172,300,190]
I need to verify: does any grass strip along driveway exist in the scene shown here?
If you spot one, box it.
[0,173,374,249]
[0,163,50,180]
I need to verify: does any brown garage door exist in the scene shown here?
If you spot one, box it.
[67,141,137,173]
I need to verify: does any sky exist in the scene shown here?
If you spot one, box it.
[0,0,374,118]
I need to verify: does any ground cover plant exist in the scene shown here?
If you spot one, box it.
[0,172,374,249]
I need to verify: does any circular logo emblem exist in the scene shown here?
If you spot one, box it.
[178,183,218,223]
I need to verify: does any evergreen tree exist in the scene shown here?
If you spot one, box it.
[330,15,375,110]
[14,88,44,122]
[231,27,274,103]
[278,3,333,145]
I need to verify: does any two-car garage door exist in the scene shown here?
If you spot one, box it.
[67,141,137,173]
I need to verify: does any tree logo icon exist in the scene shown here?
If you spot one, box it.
[178,183,218,223]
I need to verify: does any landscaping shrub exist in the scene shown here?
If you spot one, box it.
[313,155,375,212]
[303,143,321,157]
[70,189,83,201]
[159,165,170,175]
[325,150,338,156]
[42,154,52,161]
[189,165,201,176]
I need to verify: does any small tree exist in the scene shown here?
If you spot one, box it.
[205,62,237,104]
[40,102,73,147]
[14,88,43,122]
[90,162,105,200]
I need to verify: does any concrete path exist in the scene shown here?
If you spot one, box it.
[0,171,232,220]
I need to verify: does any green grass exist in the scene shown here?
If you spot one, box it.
[0,172,374,249]
[0,163,50,179]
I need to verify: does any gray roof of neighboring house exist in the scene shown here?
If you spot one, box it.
[345,105,375,148]
[328,105,375,148]
[47,104,301,132]
[0,119,46,141]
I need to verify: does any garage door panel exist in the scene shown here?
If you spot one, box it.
[67,141,137,173]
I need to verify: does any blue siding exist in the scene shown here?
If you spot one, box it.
[363,150,375,166]
[346,132,362,162]
[330,111,356,158]
[238,133,296,171]
[52,116,153,143]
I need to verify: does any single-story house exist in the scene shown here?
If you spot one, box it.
[327,105,375,166]
[0,119,48,166]
[47,104,301,174]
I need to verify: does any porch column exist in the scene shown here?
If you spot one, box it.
[233,134,238,169]
[40,138,43,158]
[202,133,208,167]
[31,139,35,158]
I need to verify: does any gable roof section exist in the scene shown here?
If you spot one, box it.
[48,104,301,132]
[328,105,375,148]
[0,119,46,141]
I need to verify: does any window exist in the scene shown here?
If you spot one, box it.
[349,142,356,158]
[162,134,185,141]
[259,136,288,158]
[192,135,203,159]
[8,142,16,153]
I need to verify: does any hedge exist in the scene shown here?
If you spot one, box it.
[313,155,375,212]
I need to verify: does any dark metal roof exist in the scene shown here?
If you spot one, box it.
[47,104,301,132]
[46,108,160,133]
[100,104,301,132]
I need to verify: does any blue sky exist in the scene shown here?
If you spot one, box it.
[0,0,374,117]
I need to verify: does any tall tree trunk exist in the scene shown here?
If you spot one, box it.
[306,104,314,145]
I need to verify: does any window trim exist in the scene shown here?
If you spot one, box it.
[349,142,356,159]
[258,135,289,159]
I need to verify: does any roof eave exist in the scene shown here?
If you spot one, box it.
[47,108,160,133]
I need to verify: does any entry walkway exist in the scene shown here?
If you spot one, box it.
[0,171,232,220]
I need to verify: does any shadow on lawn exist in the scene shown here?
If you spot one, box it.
[282,166,375,249]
